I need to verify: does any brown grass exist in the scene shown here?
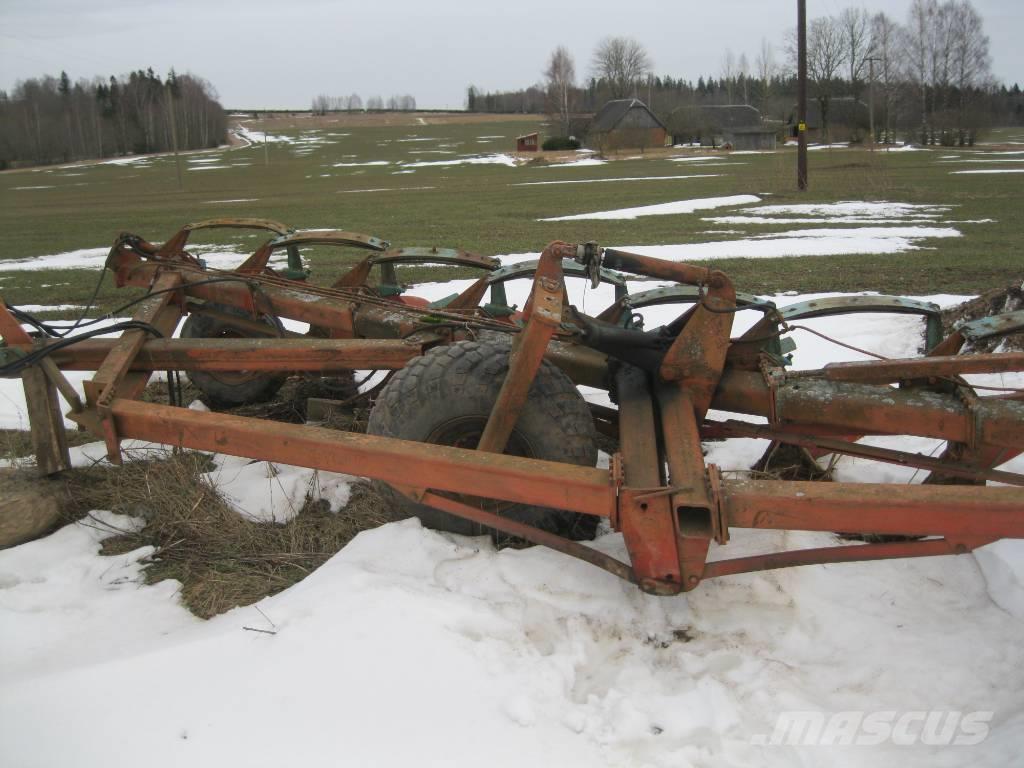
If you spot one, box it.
[63,448,399,618]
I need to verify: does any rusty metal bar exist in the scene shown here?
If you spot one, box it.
[421,492,636,584]
[656,382,713,591]
[702,536,994,579]
[31,338,423,372]
[810,352,1024,383]
[83,271,183,407]
[477,246,564,454]
[710,370,1024,450]
[615,365,681,593]
[721,479,1024,538]
[702,420,1024,486]
[107,398,616,516]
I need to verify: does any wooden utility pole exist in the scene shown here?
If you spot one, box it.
[797,0,808,190]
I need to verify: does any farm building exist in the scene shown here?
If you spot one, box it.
[789,96,869,142]
[667,105,777,150]
[516,132,539,152]
[587,99,667,150]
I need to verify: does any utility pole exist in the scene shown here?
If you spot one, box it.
[797,0,808,190]
[866,56,881,150]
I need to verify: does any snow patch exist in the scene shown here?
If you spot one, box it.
[540,195,761,221]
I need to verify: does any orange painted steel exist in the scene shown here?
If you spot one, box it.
[28,338,424,372]
[3,228,1024,597]
[107,397,617,518]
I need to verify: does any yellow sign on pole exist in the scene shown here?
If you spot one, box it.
[798,122,807,132]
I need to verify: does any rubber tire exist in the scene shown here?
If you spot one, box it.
[181,305,288,406]
[366,338,599,540]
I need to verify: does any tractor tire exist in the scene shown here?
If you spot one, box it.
[366,338,599,540]
[181,305,288,406]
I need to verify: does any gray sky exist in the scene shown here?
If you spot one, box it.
[1,0,1021,109]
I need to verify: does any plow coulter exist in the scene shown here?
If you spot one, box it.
[2,218,1023,596]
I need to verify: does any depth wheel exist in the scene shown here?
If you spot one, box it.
[366,338,599,540]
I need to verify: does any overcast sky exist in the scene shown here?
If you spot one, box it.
[1,0,1020,109]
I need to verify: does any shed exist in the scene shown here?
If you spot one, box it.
[723,126,777,151]
[668,104,769,148]
[587,99,667,150]
[516,132,539,152]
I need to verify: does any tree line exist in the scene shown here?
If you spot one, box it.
[311,93,417,114]
[467,0,1022,146]
[0,68,227,169]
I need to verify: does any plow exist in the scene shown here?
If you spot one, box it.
[2,217,1024,595]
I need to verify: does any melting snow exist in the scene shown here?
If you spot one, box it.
[401,154,521,168]
[950,169,1024,174]
[1,276,1023,767]
[539,195,761,221]
[513,174,720,187]
[544,158,607,167]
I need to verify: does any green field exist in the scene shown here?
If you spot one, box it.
[1,115,1022,317]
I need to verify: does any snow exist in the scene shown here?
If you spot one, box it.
[950,169,1024,174]
[539,195,761,221]
[332,160,391,167]
[11,185,55,190]
[336,186,436,194]
[0,244,284,273]
[203,198,258,204]
[2,223,1024,765]
[401,153,521,168]
[6,304,84,312]
[512,174,719,187]
[544,157,607,167]
[702,201,959,226]
[211,457,355,523]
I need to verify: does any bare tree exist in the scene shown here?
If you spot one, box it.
[738,52,750,104]
[591,37,651,99]
[949,0,991,143]
[366,95,383,110]
[870,11,902,142]
[755,38,777,114]
[839,7,871,97]
[544,45,576,135]
[346,93,363,111]
[720,49,737,102]
[788,16,846,142]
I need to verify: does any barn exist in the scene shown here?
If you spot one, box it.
[587,98,667,151]
[668,104,777,150]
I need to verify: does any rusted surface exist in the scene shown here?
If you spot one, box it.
[35,338,423,371]
[3,231,1024,593]
[814,352,1024,382]
[615,365,682,594]
[109,398,616,516]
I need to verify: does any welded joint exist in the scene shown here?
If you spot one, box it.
[707,463,729,545]
[760,358,785,425]
[955,385,981,451]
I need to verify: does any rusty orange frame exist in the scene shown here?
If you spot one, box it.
[2,234,1023,596]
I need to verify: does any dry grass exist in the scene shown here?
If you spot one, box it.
[62,448,399,618]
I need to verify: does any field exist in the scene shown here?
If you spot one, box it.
[2,115,1024,768]
[1,113,1022,321]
